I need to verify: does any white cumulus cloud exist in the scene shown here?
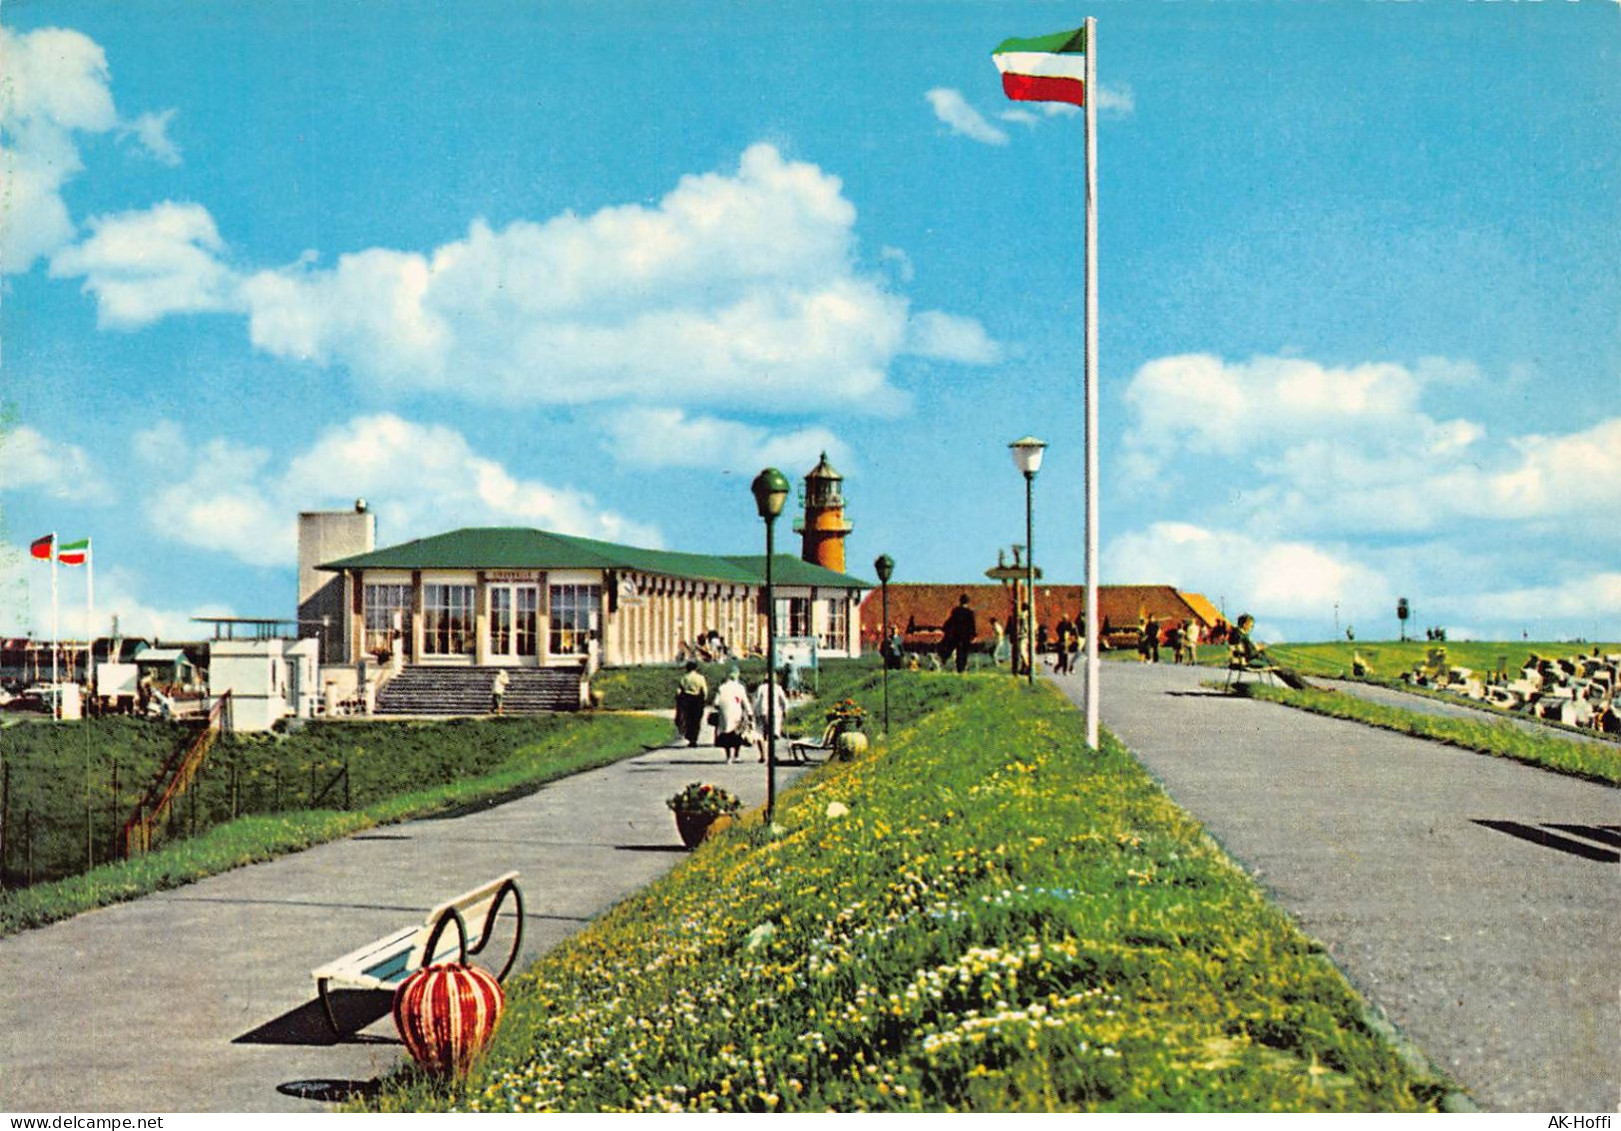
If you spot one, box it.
[54,143,992,415]
[0,558,221,642]
[906,310,1002,365]
[50,202,234,328]
[0,425,112,502]
[1123,353,1430,464]
[0,26,181,274]
[1105,521,1391,635]
[601,407,849,473]
[131,414,660,568]
[925,88,1009,145]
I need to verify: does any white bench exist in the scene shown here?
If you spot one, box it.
[311,872,524,1034]
[787,720,838,763]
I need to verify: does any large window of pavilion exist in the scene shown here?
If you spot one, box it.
[820,597,849,652]
[549,583,601,655]
[776,596,811,639]
[490,585,539,658]
[423,583,476,656]
[363,583,413,657]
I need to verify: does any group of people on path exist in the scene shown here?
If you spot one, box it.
[910,594,1219,675]
[673,661,789,763]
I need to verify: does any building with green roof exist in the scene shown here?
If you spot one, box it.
[315,525,869,670]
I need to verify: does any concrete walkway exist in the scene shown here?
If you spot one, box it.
[1051,661,1617,1113]
[0,736,809,1113]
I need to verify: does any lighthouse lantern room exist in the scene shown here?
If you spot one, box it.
[796,452,855,574]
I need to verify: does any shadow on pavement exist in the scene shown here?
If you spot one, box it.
[1472,819,1620,864]
[235,993,399,1047]
[277,1078,383,1103]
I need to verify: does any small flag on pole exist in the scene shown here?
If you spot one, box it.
[993,27,1088,106]
[58,538,91,566]
[31,534,56,560]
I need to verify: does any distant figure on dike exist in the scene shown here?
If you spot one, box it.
[939,594,978,673]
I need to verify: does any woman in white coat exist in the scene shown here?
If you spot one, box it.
[711,668,754,764]
[751,673,789,764]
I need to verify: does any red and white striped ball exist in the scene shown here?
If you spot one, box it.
[392,963,505,1078]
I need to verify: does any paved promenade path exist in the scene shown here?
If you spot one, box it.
[1052,661,1617,1113]
[0,735,807,1113]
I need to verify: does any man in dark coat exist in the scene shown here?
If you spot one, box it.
[940,594,978,673]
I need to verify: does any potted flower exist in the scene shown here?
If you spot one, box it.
[825,698,870,760]
[667,781,743,848]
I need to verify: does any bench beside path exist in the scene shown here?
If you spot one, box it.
[1052,661,1617,1113]
[0,741,807,1113]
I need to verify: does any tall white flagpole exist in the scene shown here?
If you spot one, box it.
[1083,16,1101,750]
[86,539,95,689]
[50,534,60,699]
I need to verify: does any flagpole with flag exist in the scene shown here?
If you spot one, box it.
[30,533,59,699]
[59,539,93,686]
[1082,17,1100,751]
[993,18,1101,749]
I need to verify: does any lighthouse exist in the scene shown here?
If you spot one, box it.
[797,452,854,573]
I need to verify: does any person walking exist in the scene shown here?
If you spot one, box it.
[939,594,978,673]
[1054,616,1074,675]
[712,667,753,764]
[751,672,789,764]
[490,668,510,714]
[674,660,708,747]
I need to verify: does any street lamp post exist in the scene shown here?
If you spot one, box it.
[1009,437,1047,686]
[751,468,791,824]
[874,553,894,735]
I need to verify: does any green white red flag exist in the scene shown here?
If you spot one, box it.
[58,538,91,566]
[993,27,1087,106]
[31,534,55,560]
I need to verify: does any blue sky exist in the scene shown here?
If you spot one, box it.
[2,0,1618,646]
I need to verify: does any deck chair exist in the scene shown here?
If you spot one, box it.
[1224,645,1281,690]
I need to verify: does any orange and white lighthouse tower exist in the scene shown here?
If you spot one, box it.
[797,452,854,573]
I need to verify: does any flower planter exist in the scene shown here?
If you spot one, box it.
[674,810,732,848]
[832,729,869,760]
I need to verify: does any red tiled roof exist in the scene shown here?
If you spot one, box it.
[859,583,1224,647]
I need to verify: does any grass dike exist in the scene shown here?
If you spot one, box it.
[0,712,670,937]
[369,671,1453,1113]
[1219,678,1621,786]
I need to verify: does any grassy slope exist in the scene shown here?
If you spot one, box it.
[1236,683,1620,786]
[0,713,629,885]
[372,672,1449,1113]
[0,713,668,937]
[1255,640,1620,681]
